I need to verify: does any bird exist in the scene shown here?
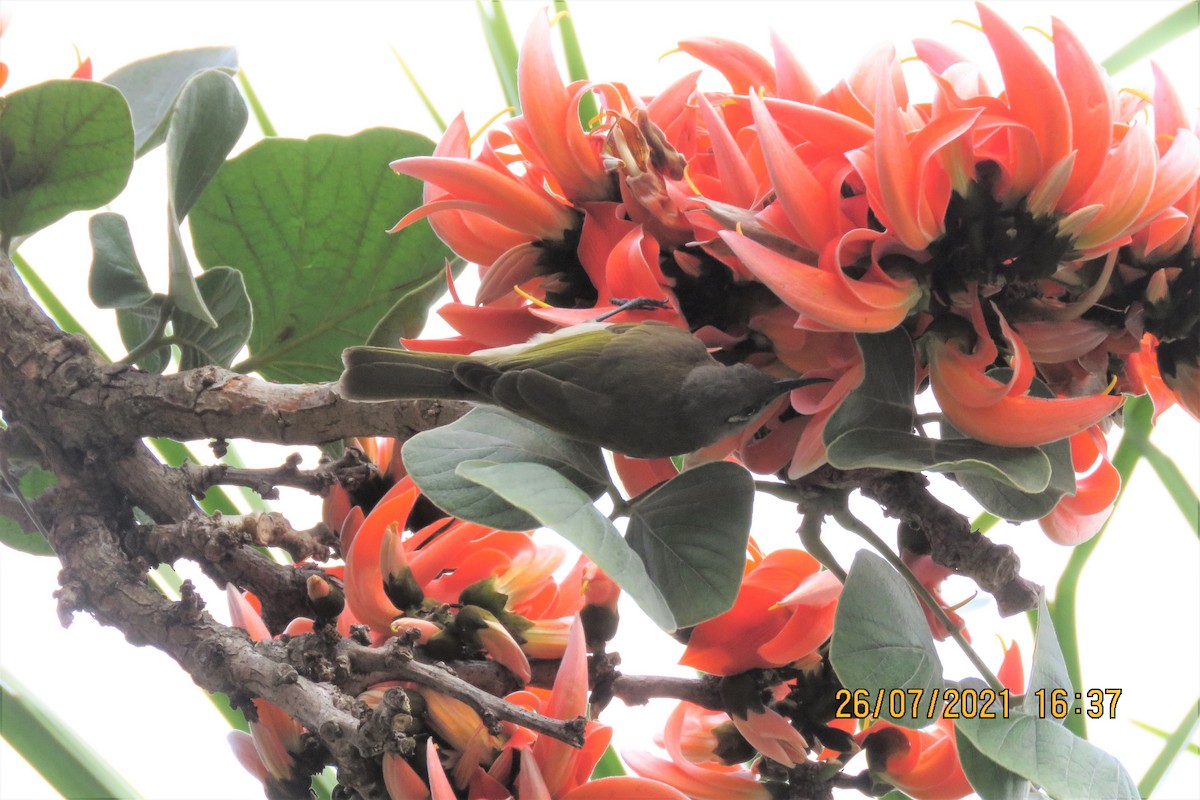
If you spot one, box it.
[338,320,824,459]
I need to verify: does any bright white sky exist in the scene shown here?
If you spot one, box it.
[1,2,1197,799]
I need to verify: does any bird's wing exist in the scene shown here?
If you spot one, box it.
[490,368,612,440]
[453,360,503,395]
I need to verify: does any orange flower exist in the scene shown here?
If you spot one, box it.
[680,549,840,675]
[926,295,1122,447]
[900,552,970,642]
[625,701,771,800]
[1039,425,1121,545]
[225,587,306,788]
[859,642,1024,800]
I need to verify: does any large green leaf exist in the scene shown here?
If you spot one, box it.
[456,459,677,631]
[164,68,248,327]
[957,729,1031,800]
[102,46,238,156]
[823,330,916,443]
[624,462,754,628]
[830,550,943,728]
[167,69,247,220]
[827,429,1052,493]
[173,267,253,369]
[0,80,133,244]
[168,217,215,327]
[953,374,1076,521]
[955,707,1138,799]
[117,298,171,374]
[1028,594,1072,705]
[88,212,152,309]
[402,407,610,531]
[189,128,450,382]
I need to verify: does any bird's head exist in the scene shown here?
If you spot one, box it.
[681,363,825,439]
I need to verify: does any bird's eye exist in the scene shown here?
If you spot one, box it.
[726,406,759,424]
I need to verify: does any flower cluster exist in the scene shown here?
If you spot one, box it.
[226,438,682,799]
[394,4,1198,547]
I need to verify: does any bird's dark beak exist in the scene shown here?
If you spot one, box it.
[774,376,831,393]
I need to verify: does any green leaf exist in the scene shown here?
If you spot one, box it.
[117,297,171,373]
[172,267,252,369]
[827,429,1052,492]
[167,69,247,220]
[823,330,917,444]
[402,407,609,531]
[955,707,1139,799]
[830,550,943,728]
[0,666,143,799]
[366,259,458,346]
[1138,698,1200,797]
[189,128,451,382]
[591,746,627,779]
[102,46,239,156]
[162,68,247,328]
[476,0,521,112]
[0,80,133,244]
[1028,595,1072,704]
[167,219,216,327]
[953,374,1076,521]
[956,439,1073,520]
[456,459,676,631]
[0,514,55,556]
[88,212,152,309]
[957,728,1031,800]
[0,453,58,556]
[625,461,753,628]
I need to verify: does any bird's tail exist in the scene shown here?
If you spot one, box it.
[338,347,476,401]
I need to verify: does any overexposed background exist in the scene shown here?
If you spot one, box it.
[1,2,1197,798]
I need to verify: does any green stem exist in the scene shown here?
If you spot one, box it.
[390,47,447,132]
[1138,697,1200,798]
[0,666,143,799]
[10,252,110,359]
[117,297,174,366]
[970,510,1001,534]
[1136,439,1199,536]
[1051,394,1153,738]
[476,0,522,113]
[1102,2,1200,74]
[237,69,277,137]
[835,508,1003,692]
[798,513,846,581]
[551,0,597,128]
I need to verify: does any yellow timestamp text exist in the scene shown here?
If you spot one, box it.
[833,687,1011,720]
[1034,688,1122,719]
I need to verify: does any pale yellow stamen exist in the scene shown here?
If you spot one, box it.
[512,284,552,308]
[945,592,978,614]
[658,46,682,63]
[549,9,569,27]
[682,164,703,196]
[735,221,745,236]
[952,18,984,33]
[1104,374,1119,395]
[469,107,517,148]
[1121,87,1153,104]
[1024,25,1053,43]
